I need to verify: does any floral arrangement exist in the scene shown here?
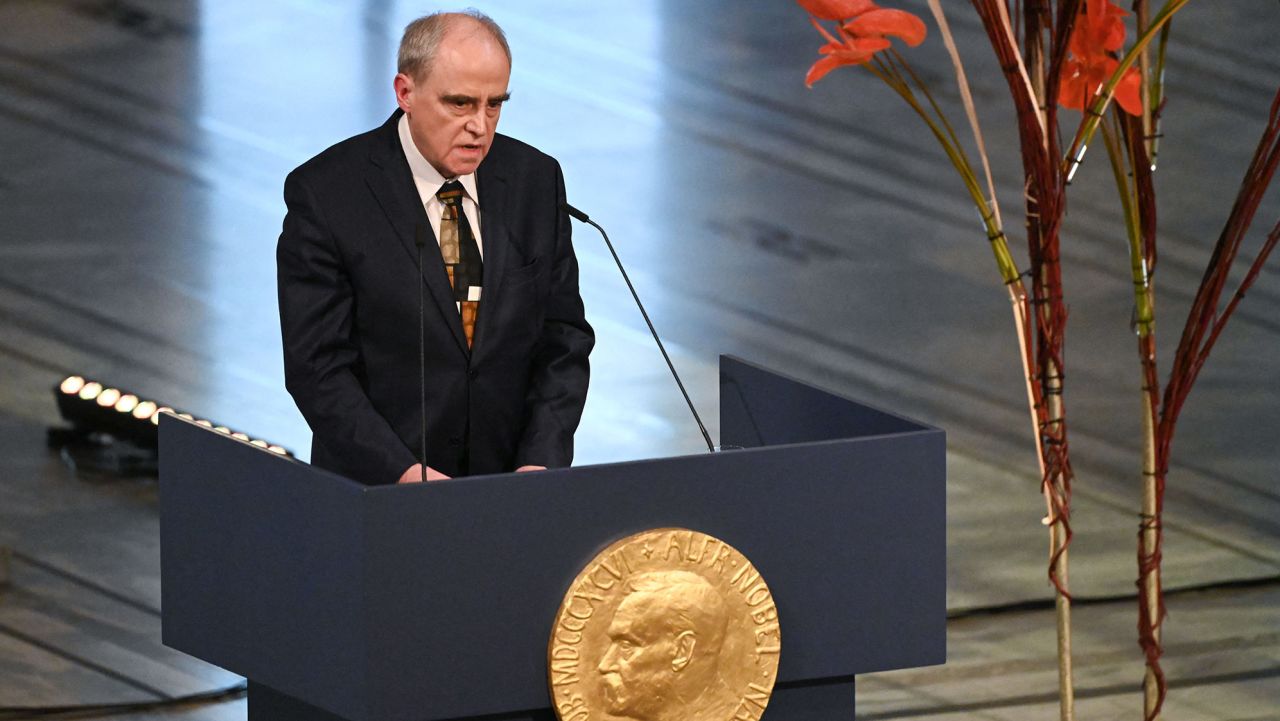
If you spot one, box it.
[795,1,1280,720]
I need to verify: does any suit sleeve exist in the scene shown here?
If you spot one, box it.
[514,161,595,468]
[277,170,418,484]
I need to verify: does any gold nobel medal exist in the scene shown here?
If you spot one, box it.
[548,528,781,721]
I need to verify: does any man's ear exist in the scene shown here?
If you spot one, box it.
[394,73,415,113]
[671,631,697,672]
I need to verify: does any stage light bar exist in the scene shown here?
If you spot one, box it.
[114,394,139,414]
[96,388,121,408]
[53,375,292,457]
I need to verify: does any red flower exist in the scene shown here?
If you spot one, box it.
[798,0,928,87]
[797,0,877,20]
[1058,0,1143,115]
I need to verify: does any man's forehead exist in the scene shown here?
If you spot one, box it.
[427,47,510,92]
[614,593,666,632]
[436,19,508,63]
[606,615,630,635]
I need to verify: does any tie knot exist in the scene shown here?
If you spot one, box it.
[436,180,464,206]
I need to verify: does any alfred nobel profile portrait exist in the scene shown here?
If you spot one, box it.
[596,571,738,721]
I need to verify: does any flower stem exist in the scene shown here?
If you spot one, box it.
[863,59,1020,286]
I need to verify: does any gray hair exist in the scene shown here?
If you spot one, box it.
[397,10,511,81]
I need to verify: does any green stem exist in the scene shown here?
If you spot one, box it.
[863,60,1021,285]
[890,48,976,181]
[1100,115,1154,337]
[1149,22,1173,169]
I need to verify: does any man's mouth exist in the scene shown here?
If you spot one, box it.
[601,679,620,704]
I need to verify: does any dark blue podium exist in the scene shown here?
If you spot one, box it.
[159,356,945,720]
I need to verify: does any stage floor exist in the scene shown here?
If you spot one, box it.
[1,0,1277,718]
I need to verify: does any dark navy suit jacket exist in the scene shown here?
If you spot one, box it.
[277,111,594,484]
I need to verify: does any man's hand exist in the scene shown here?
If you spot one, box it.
[397,464,450,484]
[516,465,547,473]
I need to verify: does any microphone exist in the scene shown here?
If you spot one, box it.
[414,224,429,484]
[562,202,716,454]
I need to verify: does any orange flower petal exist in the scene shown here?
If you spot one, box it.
[1087,56,1118,91]
[1113,67,1144,115]
[805,50,873,86]
[805,55,844,86]
[1057,60,1090,111]
[1080,0,1128,53]
[824,36,891,54]
[1099,13,1127,52]
[843,8,927,47]
[1081,0,1109,36]
[1067,30,1090,60]
[828,48,880,64]
[796,0,878,21]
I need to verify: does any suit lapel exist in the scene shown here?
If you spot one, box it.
[474,155,512,356]
[365,112,468,356]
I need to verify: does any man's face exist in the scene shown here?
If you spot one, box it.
[395,23,510,178]
[596,595,673,721]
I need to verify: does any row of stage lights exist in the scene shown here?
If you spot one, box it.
[56,376,291,456]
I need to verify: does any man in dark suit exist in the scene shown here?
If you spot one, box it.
[277,10,593,486]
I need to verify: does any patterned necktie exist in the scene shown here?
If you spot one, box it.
[436,180,483,348]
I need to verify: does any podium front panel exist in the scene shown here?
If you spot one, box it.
[161,357,945,721]
[358,431,943,719]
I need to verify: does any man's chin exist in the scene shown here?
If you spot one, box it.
[446,152,487,177]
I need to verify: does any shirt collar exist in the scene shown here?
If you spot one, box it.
[397,113,479,204]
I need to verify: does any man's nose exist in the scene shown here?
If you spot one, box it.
[597,647,617,673]
[465,107,487,136]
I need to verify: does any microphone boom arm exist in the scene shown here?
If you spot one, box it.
[563,203,716,454]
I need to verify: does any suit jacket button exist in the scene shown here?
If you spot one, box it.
[468,368,479,380]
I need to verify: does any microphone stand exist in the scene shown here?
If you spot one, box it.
[563,203,716,454]
[415,225,429,483]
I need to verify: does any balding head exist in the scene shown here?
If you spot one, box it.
[398,10,511,82]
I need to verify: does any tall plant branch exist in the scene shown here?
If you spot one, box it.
[926,1,1050,493]
[1103,99,1167,720]
[1162,87,1280,429]
[972,3,1077,718]
[974,0,1074,599]
[1123,4,1169,712]
[922,3,1004,230]
[1134,85,1279,721]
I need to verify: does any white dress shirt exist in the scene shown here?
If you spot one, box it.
[397,113,483,259]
